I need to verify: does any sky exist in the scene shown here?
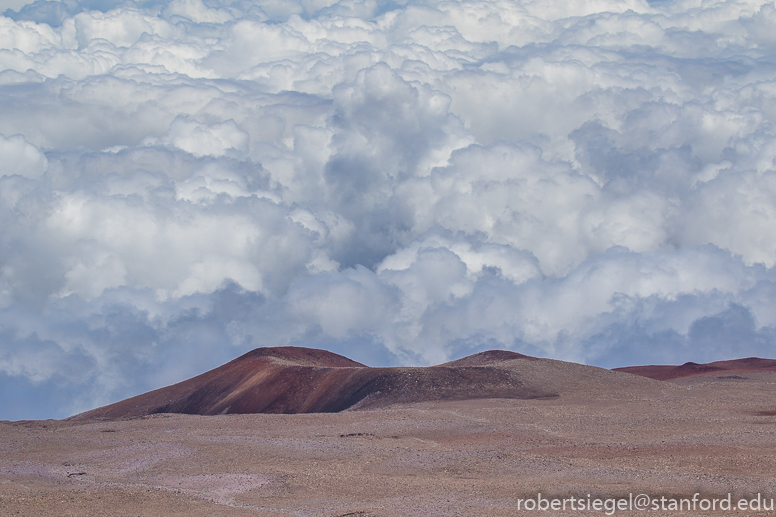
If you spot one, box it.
[1,0,776,420]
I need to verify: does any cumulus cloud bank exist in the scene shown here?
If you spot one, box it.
[2,0,776,419]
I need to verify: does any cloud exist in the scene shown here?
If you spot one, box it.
[0,133,48,178]
[1,0,776,419]
[154,116,250,158]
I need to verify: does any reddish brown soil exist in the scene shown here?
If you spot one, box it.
[75,348,776,421]
[613,357,776,381]
[70,347,558,420]
[4,367,776,516]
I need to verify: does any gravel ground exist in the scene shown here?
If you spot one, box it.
[1,371,775,516]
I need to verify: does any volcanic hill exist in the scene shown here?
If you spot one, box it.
[70,346,666,420]
[613,357,776,381]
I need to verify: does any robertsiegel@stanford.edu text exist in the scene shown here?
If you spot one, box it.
[516,492,774,514]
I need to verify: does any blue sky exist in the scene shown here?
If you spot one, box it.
[1,0,776,420]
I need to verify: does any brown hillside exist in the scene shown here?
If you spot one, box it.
[71,347,571,420]
[614,357,776,381]
[71,346,680,421]
[440,350,532,366]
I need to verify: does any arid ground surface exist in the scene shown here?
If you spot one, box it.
[2,356,776,516]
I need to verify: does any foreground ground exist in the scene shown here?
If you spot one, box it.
[2,372,776,516]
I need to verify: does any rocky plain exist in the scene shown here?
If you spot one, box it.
[2,347,776,516]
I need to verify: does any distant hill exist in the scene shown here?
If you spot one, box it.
[613,357,776,381]
[69,346,668,420]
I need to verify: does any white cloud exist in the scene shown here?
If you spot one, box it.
[0,132,48,178]
[156,116,250,158]
[72,8,176,49]
[2,0,776,418]
[162,0,235,24]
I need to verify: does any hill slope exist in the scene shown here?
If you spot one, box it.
[72,347,558,419]
[613,357,776,381]
[71,346,671,420]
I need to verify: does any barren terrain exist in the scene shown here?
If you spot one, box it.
[614,357,776,381]
[2,350,776,516]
